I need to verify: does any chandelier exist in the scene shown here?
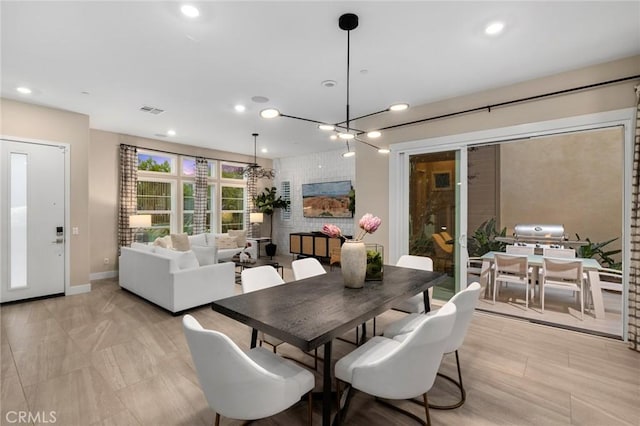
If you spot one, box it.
[243,133,275,179]
[260,13,408,157]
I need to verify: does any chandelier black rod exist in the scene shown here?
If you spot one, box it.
[346,27,351,134]
[278,112,366,133]
[334,108,389,127]
[354,136,382,150]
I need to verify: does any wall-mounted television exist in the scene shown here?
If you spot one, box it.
[302,180,353,218]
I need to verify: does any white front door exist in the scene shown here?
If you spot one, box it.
[1,140,66,302]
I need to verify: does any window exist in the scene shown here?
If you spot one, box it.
[138,150,176,174]
[221,185,245,232]
[281,180,291,221]
[220,161,246,180]
[183,183,215,234]
[182,157,217,178]
[137,179,175,241]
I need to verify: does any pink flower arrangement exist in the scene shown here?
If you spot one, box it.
[356,213,382,240]
[321,223,343,239]
[321,213,382,241]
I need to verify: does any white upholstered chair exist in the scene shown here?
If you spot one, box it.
[384,282,482,410]
[493,253,532,308]
[541,257,585,319]
[391,255,434,314]
[241,266,286,352]
[291,257,327,280]
[334,303,457,425]
[182,315,314,425]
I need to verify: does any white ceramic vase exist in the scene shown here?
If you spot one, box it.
[341,240,366,288]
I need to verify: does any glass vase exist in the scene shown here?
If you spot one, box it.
[341,240,366,288]
[365,243,384,281]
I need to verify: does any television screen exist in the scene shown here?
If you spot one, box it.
[302,180,353,218]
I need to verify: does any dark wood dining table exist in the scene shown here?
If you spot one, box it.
[211,264,447,426]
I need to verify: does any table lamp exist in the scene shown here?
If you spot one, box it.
[129,214,152,242]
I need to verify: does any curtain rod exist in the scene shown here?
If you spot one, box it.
[121,144,250,164]
[378,74,640,132]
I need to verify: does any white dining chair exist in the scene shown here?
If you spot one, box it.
[182,315,314,425]
[543,247,576,258]
[505,245,535,255]
[241,266,286,352]
[391,255,434,314]
[493,253,532,308]
[384,282,482,410]
[291,257,327,280]
[541,257,585,319]
[334,303,457,425]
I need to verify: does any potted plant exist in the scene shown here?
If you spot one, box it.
[253,187,290,256]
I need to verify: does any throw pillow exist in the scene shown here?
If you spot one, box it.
[153,235,172,249]
[188,233,207,247]
[191,245,217,266]
[154,247,200,270]
[204,233,218,247]
[216,235,238,249]
[171,233,191,251]
[228,229,247,248]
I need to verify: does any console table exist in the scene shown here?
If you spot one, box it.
[289,232,349,259]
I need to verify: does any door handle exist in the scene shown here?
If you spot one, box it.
[51,237,64,244]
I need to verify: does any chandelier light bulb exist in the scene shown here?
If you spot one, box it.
[389,103,409,112]
[260,108,281,119]
[343,151,355,158]
[16,87,32,94]
[378,148,390,154]
[338,132,355,140]
[367,131,381,138]
[318,124,335,131]
[330,134,338,140]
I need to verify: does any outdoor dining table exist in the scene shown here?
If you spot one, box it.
[478,251,605,319]
[211,264,447,426]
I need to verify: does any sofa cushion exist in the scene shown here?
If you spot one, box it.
[228,229,247,248]
[153,235,172,249]
[131,242,154,252]
[204,233,219,248]
[188,233,207,247]
[171,233,191,251]
[191,245,217,266]
[154,247,200,269]
[216,235,238,249]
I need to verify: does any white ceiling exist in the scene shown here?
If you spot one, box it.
[2,1,639,159]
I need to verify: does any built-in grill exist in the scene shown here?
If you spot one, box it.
[496,224,587,248]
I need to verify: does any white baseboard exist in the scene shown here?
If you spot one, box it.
[66,283,91,295]
[90,270,118,281]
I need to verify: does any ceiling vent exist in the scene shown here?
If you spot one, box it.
[140,105,165,115]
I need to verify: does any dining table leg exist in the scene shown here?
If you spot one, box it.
[250,328,258,348]
[323,340,333,426]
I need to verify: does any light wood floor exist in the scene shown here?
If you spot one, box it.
[1,262,638,425]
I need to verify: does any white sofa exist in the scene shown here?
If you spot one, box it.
[119,245,235,313]
[152,232,257,263]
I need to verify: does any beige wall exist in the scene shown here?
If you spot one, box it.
[500,128,623,250]
[88,129,270,275]
[357,55,639,257]
[1,98,90,287]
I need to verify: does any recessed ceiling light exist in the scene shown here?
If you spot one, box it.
[234,104,246,112]
[181,5,200,18]
[167,129,176,136]
[261,148,268,153]
[260,108,280,119]
[321,80,337,88]
[485,21,505,35]
[16,87,32,94]
[330,135,338,140]
[251,96,269,103]
[367,131,381,138]
[389,103,409,112]
[318,124,335,131]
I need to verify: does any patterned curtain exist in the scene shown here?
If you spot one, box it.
[118,145,138,249]
[193,157,208,235]
[630,85,640,351]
